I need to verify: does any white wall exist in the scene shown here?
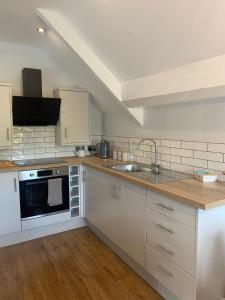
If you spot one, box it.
[0,41,74,97]
[103,96,225,143]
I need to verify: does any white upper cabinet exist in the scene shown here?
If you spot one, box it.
[0,172,21,235]
[55,89,102,145]
[0,84,12,147]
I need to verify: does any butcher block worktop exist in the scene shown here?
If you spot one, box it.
[1,156,225,210]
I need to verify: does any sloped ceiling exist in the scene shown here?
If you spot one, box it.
[1,1,225,124]
[2,0,225,81]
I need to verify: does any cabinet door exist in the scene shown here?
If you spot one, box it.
[85,167,119,244]
[0,85,12,147]
[118,180,146,268]
[60,90,90,144]
[0,172,21,235]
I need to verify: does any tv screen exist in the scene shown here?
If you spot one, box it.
[12,96,61,126]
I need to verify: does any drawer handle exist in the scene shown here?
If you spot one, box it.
[157,203,174,212]
[157,264,173,278]
[156,224,174,234]
[6,128,10,141]
[157,244,174,256]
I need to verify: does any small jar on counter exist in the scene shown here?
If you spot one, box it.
[117,151,122,160]
[113,150,117,160]
[122,152,128,161]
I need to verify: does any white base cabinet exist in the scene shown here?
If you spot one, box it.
[85,167,119,244]
[85,167,146,266]
[118,180,146,268]
[85,167,225,300]
[0,172,21,235]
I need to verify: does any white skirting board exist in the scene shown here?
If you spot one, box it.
[0,217,86,248]
[87,220,179,300]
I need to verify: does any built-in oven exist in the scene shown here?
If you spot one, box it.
[19,167,69,219]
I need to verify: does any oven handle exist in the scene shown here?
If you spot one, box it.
[19,175,68,183]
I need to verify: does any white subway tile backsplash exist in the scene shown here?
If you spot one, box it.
[171,148,193,157]
[208,143,225,153]
[161,140,181,148]
[23,143,35,149]
[14,138,23,144]
[136,156,152,165]
[24,148,45,154]
[23,132,33,138]
[159,160,171,169]
[182,157,207,168]
[23,137,44,143]
[35,142,55,148]
[208,161,225,172]
[45,126,55,132]
[13,132,24,138]
[1,127,90,161]
[35,153,55,159]
[171,163,193,174]
[108,135,225,177]
[194,151,223,162]
[160,154,181,164]
[143,151,153,159]
[45,137,55,142]
[139,144,152,151]
[157,146,170,154]
[4,129,225,178]
[182,141,207,151]
[33,131,55,138]
[55,152,74,157]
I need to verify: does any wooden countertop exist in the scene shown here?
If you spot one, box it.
[1,157,225,210]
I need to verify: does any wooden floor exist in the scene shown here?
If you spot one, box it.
[0,227,163,300]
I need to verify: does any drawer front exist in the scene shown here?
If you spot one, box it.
[147,190,196,228]
[147,209,196,275]
[146,246,195,300]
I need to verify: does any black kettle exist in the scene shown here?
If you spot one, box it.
[96,140,110,158]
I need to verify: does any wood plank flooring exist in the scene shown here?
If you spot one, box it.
[0,227,163,300]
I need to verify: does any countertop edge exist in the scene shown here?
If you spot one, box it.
[1,157,225,210]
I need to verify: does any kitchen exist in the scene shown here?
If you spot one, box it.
[1,1,225,300]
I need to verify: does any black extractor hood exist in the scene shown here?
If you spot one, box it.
[13,68,61,126]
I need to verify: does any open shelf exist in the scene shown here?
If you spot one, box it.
[69,165,80,218]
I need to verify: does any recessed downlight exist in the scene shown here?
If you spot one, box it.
[37,27,46,33]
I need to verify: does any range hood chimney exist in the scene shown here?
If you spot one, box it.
[22,68,42,97]
[12,68,61,126]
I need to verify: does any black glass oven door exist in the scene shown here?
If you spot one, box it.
[19,175,69,218]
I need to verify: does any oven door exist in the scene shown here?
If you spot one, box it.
[19,175,69,219]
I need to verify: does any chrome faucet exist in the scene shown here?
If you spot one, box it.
[138,138,160,174]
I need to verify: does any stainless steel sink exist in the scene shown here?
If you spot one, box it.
[110,164,152,173]
[106,163,193,183]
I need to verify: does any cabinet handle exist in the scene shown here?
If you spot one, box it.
[157,203,174,212]
[6,128,10,141]
[14,178,17,192]
[116,185,121,201]
[64,127,67,139]
[157,264,173,278]
[112,185,116,199]
[156,224,174,234]
[157,244,174,256]
[83,169,86,182]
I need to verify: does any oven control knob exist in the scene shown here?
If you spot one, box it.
[30,173,34,177]
[56,170,60,174]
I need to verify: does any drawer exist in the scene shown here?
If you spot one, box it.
[147,190,196,228]
[147,209,196,275]
[146,246,195,300]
